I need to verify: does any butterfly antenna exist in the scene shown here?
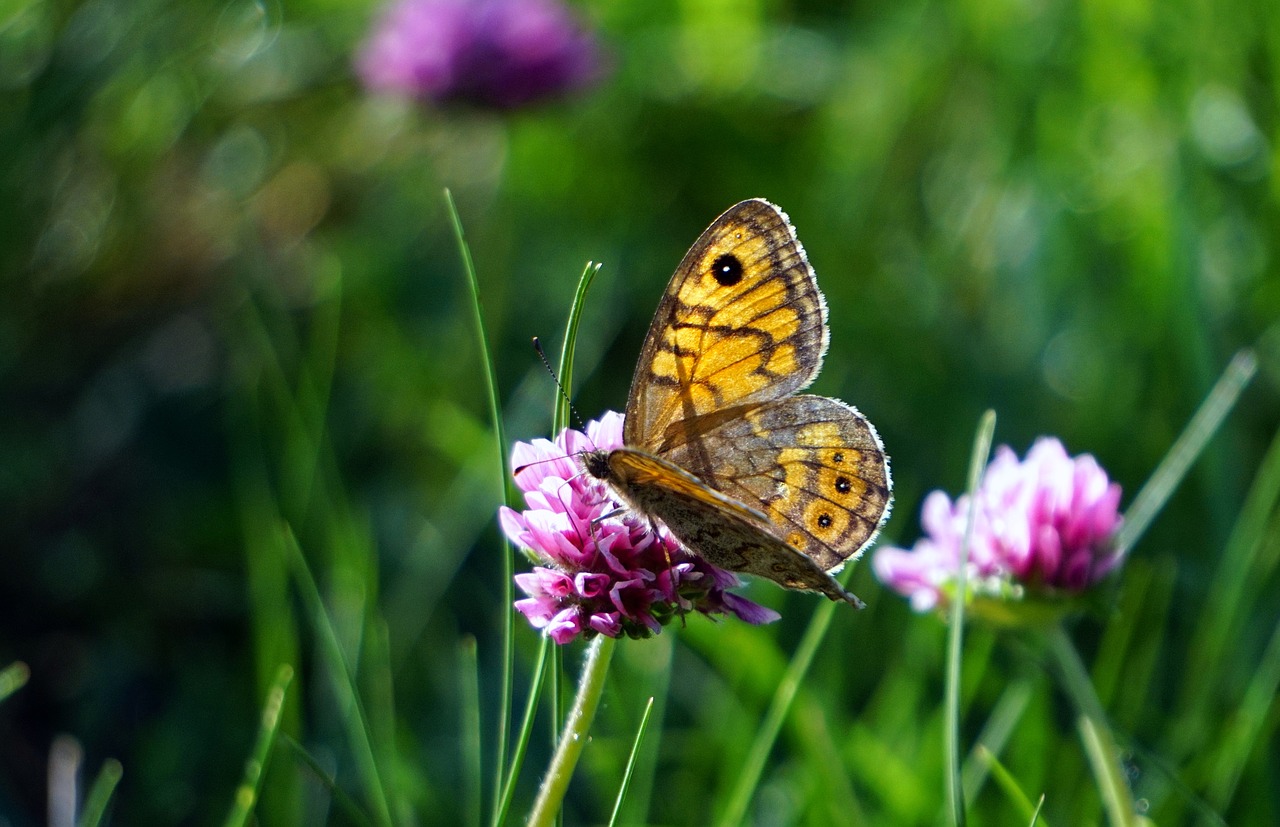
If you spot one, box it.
[532,336,589,436]
[511,338,594,481]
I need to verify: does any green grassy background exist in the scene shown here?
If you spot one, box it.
[2,0,1279,824]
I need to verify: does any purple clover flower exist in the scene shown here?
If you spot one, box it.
[498,412,780,644]
[356,0,606,110]
[874,438,1123,614]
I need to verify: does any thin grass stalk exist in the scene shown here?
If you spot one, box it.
[283,526,393,827]
[1176,423,1280,745]
[1029,795,1046,827]
[607,696,656,827]
[445,190,516,826]
[975,745,1050,827]
[716,593,843,827]
[461,637,483,827]
[493,638,552,827]
[615,632,674,826]
[946,409,997,827]
[366,619,406,825]
[1047,625,1137,827]
[1116,349,1255,555]
[962,677,1034,801]
[1205,607,1280,812]
[527,636,617,827]
[280,736,376,827]
[224,665,295,827]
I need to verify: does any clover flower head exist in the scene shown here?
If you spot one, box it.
[874,437,1123,615]
[356,0,606,110]
[498,411,779,644]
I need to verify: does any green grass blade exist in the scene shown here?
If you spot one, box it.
[716,591,846,827]
[1048,625,1137,827]
[75,759,123,827]
[606,695,656,827]
[0,662,29,703]
[283,525,393,827]
[962,677,1034,801]
[554,261,602,432]
[461,636,483,827]
[444,189,516,827]
[1205,607,1280,810]
[1116,349,1256,555]
[611,632,673,826]
[494,637,552,827]
[974,745,1049,827]
[224,664,295,827]
[281,735,377,827]
[946,409,996,827]
[1029,795,1047,827]
[1174,423,1280,744]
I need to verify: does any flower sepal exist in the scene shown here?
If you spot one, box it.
[936,585,1088,628]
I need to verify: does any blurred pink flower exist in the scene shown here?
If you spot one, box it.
[498,412,779,644]
[356,0,606,109]
[874,438,1123,614]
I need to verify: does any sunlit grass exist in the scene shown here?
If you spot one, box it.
[3,0,1278,823]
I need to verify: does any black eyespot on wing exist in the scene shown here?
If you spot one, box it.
[710,253,743,286]
[835,476,852,494]
[817,513,832,528]
[832,452,844,464]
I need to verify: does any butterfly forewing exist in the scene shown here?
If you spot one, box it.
[624,199,829,452]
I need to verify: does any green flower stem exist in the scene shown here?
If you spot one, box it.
[947,409,997,827]
[1047,625,1137,827]
[527,635,617,827]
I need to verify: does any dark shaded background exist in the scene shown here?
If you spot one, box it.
[2,0,1278,823]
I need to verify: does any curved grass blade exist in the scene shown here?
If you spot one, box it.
[554,261,602,432]
[444,189,516,826]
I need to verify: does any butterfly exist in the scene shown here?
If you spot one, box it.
[582,199,892,606]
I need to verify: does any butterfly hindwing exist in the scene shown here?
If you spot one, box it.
[660,396,892,571]
[603,449,863,605]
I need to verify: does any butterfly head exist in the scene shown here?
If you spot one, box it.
[580,448,612,482]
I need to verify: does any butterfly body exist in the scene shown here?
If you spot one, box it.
[584,199,891,606]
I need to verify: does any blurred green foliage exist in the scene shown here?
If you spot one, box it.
[1,0,1278,824]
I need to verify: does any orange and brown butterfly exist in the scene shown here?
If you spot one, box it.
[582,199,892,606]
